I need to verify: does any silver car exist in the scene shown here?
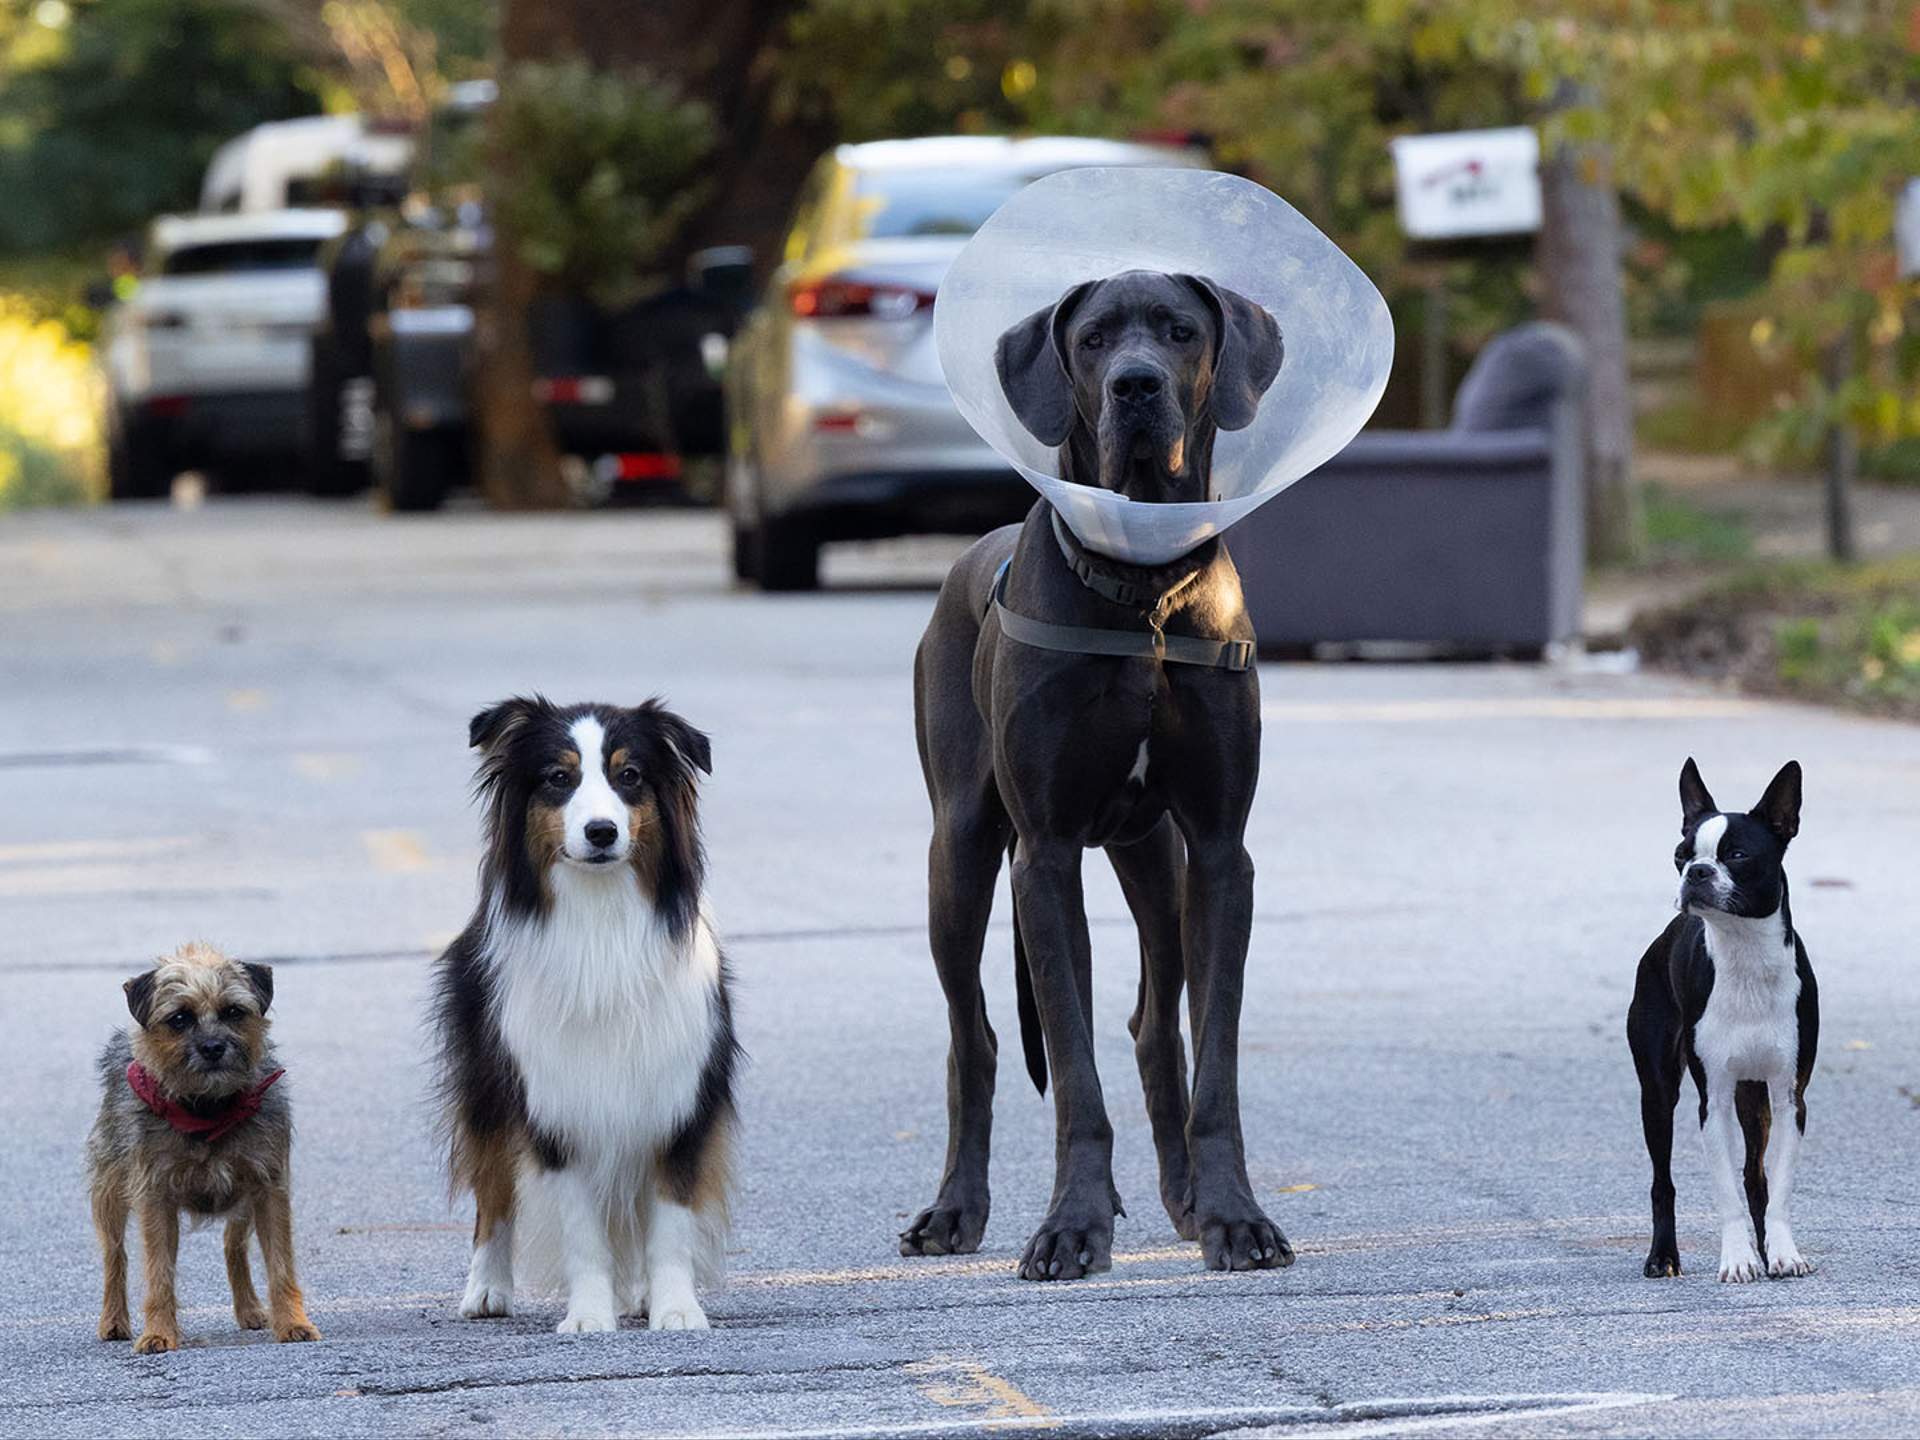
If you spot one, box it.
[725,136,1202,589]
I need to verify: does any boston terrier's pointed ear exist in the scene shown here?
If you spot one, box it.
[1752,760,1802,844]
[1678,757,1717,830]
[996,280,1095,447]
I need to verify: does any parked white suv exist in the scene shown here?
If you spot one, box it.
[101,209,346,499]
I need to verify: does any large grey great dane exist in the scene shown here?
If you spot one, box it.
[902,269,1291,1280]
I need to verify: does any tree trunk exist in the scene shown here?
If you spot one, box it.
[1537,140,1643,566]
[474,0,567,509]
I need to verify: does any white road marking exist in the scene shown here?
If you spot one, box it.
[1262,697,1765,723]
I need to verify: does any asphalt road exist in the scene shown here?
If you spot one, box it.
[3,498,1918,1439]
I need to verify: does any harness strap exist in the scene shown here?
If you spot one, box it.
[989,559,1253,672]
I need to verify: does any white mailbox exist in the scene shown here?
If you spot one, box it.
[1390,127,1542,240]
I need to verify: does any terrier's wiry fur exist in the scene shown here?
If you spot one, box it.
[86,942,320,1353]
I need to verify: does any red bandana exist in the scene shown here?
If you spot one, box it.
[125,1062,285,1144]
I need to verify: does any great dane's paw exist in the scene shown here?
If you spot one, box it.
[1161,1192,1200,1242]
[1198,1211,1293,1272]
[899,1200,988,1257]
[1642,1245,1682,1279]
[1017,1212,1113,1281]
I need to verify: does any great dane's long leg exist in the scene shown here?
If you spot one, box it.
[1108,818,1196,1239]
[1182,837,1291,1272]
[1011,837,1119,1281]
[899,799,1008,1257]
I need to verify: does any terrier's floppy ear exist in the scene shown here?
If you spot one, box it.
[996,280,1095,447]
[1678,756,1718,830]
[124,969,158,1027]
[241,961,274,1015]
[1752,760,1802,844]
[1178,275,1284,432]
[469,695,548,752]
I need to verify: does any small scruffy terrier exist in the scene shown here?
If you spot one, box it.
[87,942,320,1352]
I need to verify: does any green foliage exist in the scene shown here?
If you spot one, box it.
[1642,483,1752,564]
[492,59,715,308]
[0,425,90,510]
[0,0,320,256]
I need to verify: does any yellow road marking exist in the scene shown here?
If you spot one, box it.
[294,752,363,782]
[1262,697,1766,724]
[906,1356,1053,1428]
[362,830,431,873]
[0,836,192,866]
[225,689,268,712]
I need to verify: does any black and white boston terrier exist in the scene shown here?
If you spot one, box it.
[1627,758,1818,1283]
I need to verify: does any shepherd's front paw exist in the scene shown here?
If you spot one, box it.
[555,1308,617,1334]
[459,1278,512,1318]
[132,1328,179,1355]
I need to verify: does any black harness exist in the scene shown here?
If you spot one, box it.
[989,512,1254,672]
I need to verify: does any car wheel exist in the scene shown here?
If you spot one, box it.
[376,413,458,513]
[731,521,761,583]
[754,513,820,592]
[106,414,173,501]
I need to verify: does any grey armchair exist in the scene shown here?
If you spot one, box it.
[1233,321,1588,657]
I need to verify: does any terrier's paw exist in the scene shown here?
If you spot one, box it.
[459,1281,513,1319]
[132,1329,179,1355]
[648,1302,709,1331]
[97,1316,132,1342]
[555,1308,617,1334]
[1717,1229,1763,1284]
[235,1303,268,1331]
[1765,1231,1812,1278]
[274,1320,321,1343]
[899,1198,988,1257]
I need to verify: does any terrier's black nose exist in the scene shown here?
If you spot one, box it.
[1686,863,1717,883]
[584,819,619,848]
[195,1038,228,1065]
[1107,366,1163,403]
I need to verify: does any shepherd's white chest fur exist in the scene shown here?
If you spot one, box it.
[486,865,719,1159]
[1692,911,1799,1083]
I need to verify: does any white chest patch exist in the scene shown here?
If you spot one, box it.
[1127,739,1150,786]
[486,866,718,1163]
[1693,911,1799,1084]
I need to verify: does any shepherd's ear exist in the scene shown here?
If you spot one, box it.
[241,962,274,1014]
[1678,756,1718,830]
[655,709,712,777]
[469,695,547,752]
[1752,760,1802,844]
[124,970,158,1027]
[1178,275,1283,432]
[996,280,1094,447]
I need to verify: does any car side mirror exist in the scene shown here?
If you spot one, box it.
[687,246,755,311]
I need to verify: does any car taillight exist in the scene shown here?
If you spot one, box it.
[146,396,191,418]
[788,277,933,320]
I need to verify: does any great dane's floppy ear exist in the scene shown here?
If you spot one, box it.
[1751,760,1802,844]
[1678,756,1717,830]
[1179,275,1283,432]
[995,280,1095,447]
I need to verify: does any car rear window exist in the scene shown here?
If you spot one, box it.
[159,239,326,276]
[856,171,1033,239]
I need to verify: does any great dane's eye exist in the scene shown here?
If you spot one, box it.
[1170,323,1196,343]
[617,766,641,787]
[1080,331,1104,350]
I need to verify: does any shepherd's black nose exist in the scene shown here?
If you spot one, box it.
[1108,366,1163,404]
[584,819,619,848]
[1686,863,1717,883]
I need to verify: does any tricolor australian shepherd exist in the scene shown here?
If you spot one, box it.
[431,696,738,1332]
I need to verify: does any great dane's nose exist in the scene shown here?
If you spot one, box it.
[1107,365,1163,404]
[584,819,619,849]
[1685,863,1717,884]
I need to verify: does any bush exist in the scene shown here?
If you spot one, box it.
[0,297,100,511]
[493,59,716,309]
